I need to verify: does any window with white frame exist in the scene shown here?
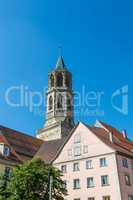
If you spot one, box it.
[73,179,80,189]
[73,163,80,171]
[74,146,81,156]
[86,160,93,169]
[100,158,107,167]
[87,177,94,188]
[125,174,131,186]
[101,175,109,186]
[3,146,10,156]
[74,134,81,144]
[0,144,10,157]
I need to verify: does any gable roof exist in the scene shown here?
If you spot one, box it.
[0,125,43,162]
[36,121,133,163]
[90,126,133,158]
[35,123,79,163]
[96,120,133,153]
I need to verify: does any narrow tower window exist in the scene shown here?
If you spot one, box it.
[65,74,70,87]
[57,94,63,109]
[50,74,54,88]
[56,72,63,87]
[67,95,72,111]
[49,96,53,110]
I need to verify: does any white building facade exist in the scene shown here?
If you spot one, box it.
[54,122,122,200]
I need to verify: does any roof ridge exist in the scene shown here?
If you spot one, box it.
[0,125,42,141]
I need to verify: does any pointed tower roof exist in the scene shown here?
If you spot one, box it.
[56,56,66,69]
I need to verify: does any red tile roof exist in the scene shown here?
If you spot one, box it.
[0,125,43,162]
[97,121,133,152]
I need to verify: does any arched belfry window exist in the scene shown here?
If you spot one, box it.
[57,94,63,109]
[65,74,70,88]
[50,74,54,88]
[49,96,53,110]
[56,72,63,87]
[67,95,72,111]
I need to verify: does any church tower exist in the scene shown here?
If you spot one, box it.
[37,56,74,141]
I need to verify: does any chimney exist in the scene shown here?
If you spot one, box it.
[122,130,127,139]
[109,132,114,143]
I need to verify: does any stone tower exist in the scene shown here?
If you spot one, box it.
[37,56,74,141]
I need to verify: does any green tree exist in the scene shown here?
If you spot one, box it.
[0,167,11,200]
[0,158,67,200]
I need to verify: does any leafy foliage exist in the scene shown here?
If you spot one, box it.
[0,158,67,200]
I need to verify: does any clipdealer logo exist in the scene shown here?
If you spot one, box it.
[111,85,128,115]
[4,84,129,116]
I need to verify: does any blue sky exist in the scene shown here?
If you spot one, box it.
[0,0,132,139]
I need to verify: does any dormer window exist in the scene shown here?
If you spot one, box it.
[3,146,10,156]
[0,143,10,157]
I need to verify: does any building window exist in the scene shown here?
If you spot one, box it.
[67,95,72,111]
[57,94,63,109]
[87,177,94,188]
[74,146,81,157]
[88,198,95,200]
[100,158,107,167]
[0,144,10,157]
[48,96,53,110]
[125,174,131,186]
[103,196,110,200]
[131,161,133,169]
[128,195,133,200]
[4,167,11,178]
[73,179,80,189]
[4,146,10,156]
[63,180,67,189]
[65,74,70,88]
[83,145,88,154]
[86,160,93,169]
[61,165,67,173]
[56,72,63,87]
[101,175,109,186]
[74,134,81,144]
[49,74,54,88]
[122,158,128,168]
[73,163,80,172]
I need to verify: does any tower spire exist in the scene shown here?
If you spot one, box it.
[56,46,66,69]
[56,56,66,69]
